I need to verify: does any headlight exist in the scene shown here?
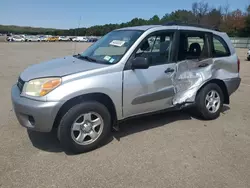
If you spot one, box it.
[23,77,61,97]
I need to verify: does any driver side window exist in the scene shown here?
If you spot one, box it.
[135,32,174,66]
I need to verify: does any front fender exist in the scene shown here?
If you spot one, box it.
[46,72,123,119]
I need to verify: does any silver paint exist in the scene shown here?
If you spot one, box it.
[11,85,63,132]
[131,86,175,105]
[20,55,108,81]
[205,90,221,113]
[11,25,241,132]
[172,53,240,105]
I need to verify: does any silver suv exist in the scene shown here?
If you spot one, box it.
[11,23,241,153]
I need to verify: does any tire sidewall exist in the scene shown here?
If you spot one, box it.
[196,83,224,120]
[59,101,111,153]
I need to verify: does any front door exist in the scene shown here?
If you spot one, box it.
[122,30,178,118]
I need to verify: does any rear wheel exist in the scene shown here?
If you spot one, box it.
[195,83,224,120]
[58,101,111,153]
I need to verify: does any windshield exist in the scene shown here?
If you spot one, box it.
[79,30,143,64]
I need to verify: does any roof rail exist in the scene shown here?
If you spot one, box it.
[162,21,220,31]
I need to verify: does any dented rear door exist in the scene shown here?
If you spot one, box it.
[172,30,214,105]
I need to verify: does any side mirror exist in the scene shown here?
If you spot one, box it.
[131,57,150,70]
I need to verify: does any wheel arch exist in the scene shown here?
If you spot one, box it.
[196,79,229,104]
[53,92,118,130]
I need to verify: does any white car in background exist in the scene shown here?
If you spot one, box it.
[25,35,40,42]
[7,35,25,42]
[72,36,88,42]
[59,36,70,41]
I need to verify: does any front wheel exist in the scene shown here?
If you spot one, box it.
[195,83,224,120]
[58,101,111,153]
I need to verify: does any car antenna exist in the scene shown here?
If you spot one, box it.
[73,16,82,56]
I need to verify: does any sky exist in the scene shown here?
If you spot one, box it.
[0,0,249,29]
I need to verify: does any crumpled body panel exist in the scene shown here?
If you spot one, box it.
[172,55,239,106]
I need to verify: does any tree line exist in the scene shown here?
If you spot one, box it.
[1,1,250,37]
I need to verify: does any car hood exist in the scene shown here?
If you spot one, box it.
[20,55,109,81]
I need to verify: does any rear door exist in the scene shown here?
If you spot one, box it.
[172,30,214,105]
[122,30,178,118]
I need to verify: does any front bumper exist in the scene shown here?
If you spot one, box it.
[11,85,63,132]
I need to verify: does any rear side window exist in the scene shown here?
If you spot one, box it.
[212,35,230,57]
[177,31,210,61]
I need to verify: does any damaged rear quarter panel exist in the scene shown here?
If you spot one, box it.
[172,54,239,105]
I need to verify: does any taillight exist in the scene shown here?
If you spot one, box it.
[237,58,240,72]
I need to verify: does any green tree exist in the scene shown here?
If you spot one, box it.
[161,10,195,23]
[148,15,160,24]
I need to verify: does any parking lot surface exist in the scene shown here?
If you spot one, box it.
[0,42,250,188]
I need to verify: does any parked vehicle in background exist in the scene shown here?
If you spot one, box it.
[71,37,77,42]
[38,36,48,42]
[6,36,12,41]
[72,36,88,42]
[59,36,70,41]
[87,37,98,42]
[25,35,40,42]
[47,36,59,42]
[11,23,241,154]
[20,34,26,39]
[7,35,25,42]
[247,49,250,60]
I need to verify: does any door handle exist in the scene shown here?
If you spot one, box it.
[164,68,175,73]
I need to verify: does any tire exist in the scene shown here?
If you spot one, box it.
[58,101,111,154]
[195,83,224,120]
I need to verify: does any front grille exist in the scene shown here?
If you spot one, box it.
[17,77,25,93]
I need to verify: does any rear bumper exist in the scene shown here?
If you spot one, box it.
[224,77,241,96]
[11,85,63,132]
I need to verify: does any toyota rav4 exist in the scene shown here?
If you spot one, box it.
[11,23,241,153]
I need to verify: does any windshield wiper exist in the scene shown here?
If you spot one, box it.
[77,54,97,62]
[73,54,110,64]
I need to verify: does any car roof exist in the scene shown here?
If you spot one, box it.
[116,24,233,54]
[116,25,162,31]
[116,24,223,35]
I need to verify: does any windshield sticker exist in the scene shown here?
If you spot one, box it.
[104,56,111,61]
[109,40,125,47]
[109,58,115,63]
